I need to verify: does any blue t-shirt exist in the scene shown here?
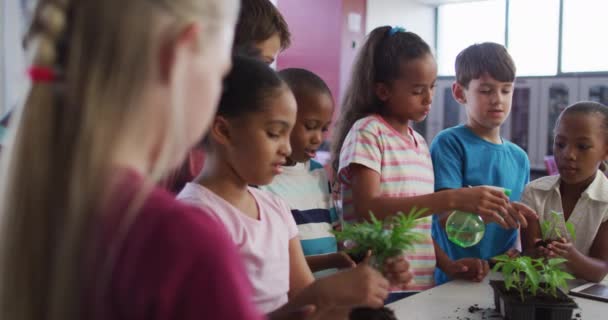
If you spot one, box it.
[430,125,530,285]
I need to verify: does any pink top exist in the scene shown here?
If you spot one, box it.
[177,184,299,313]
[86,169,262,320]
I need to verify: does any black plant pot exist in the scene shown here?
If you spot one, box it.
[490,280,578,320]
[350,307,397,320]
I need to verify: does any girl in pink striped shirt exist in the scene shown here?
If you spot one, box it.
[331,26,533,296]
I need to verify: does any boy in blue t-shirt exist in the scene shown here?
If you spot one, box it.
[431,43,536,285]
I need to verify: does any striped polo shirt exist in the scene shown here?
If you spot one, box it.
[262,160,339,258]
[338,114,436,290]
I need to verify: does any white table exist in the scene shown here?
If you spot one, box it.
[389,273,606,319]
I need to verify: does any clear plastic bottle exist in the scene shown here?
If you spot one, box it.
[446,188,512,248]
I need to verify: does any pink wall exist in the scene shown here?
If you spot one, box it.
[277,0,367,113]
[340,0,367,107]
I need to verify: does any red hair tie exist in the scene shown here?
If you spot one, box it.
[27,66,56,83]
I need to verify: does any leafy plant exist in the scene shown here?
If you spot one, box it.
[333,207,427,269]
[492,255,574,302]
[540,210,576,242]
[538,257,575,298]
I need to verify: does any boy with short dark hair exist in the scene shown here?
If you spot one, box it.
[431,42,535,285]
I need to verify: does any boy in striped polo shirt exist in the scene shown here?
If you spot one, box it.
[262,68,355,276]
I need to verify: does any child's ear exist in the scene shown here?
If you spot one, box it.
[209,116,233,146]
[159,23,200,84]
[375,83,391,102]
[452,82,467,104]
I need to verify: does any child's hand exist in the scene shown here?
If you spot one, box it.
[317,252,389,308]
[505,248,521,258]
[455,186,510,228]
[331,252,356,269]
[533,238,554,258]
[547,237,576,260]
[445,258,489,282]
[268,305,319,320]
[505,202,538,229]
[382,255,413,286]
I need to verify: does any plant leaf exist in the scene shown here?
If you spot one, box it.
[547,258,568,267]
[565,222,576,241]
[541,221,551,240]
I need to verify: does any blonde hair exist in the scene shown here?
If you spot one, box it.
[0,0,238,319]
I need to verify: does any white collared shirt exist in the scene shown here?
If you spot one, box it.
[521,171,608,256]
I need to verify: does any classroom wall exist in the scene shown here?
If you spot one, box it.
[276,0,367,110]
[366,0,436,51]
[340,0,367,106]
[276,0,342,104]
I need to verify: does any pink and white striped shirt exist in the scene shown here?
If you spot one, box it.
[338,114,436,290]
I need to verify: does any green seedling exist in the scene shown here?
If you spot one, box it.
[538,211,576,248]
[333,207,427,270]
[492,255,574,302]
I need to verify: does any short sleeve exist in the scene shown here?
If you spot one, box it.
[338,128,382,182]
[277,197,299,240]
[430,132,465,191]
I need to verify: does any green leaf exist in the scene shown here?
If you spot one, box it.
[332,210,427,266]
[547,258,568,267]
[565,222,577,241]
[541,221,551,239]
[503,263,515,279]
[492,262,504,272]
[493,254,511,263]
[492,254,575,299]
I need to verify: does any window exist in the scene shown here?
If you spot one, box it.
[437,0,506,76]
[508,0,559,76]
[561,0,608,72]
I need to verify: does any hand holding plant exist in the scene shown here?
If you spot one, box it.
[382,255,413,286]
[333,207,427,270]
[538,211,576,248]
[314,254,389,309]
[546,237,577,260]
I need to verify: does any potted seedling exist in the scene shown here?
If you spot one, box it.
[490,255,577,320]
[333,207,427,270]
[334,207,427,319]
[536,210,576,249]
